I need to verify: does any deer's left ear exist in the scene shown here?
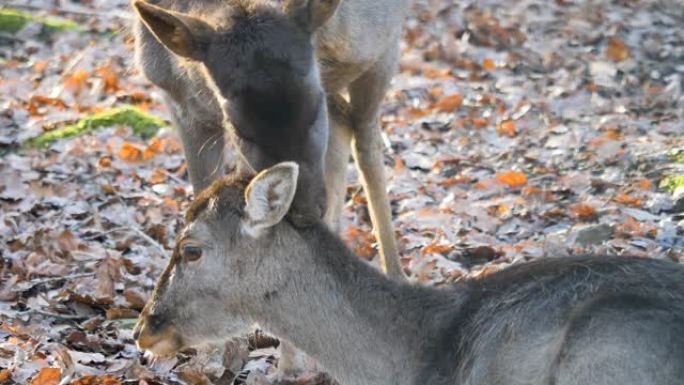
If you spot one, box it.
[242,162,299,237]
[134,0,213,61]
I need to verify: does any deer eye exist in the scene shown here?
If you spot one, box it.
[182,245,203,262]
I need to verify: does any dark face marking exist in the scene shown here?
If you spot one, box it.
[201,6,328,224]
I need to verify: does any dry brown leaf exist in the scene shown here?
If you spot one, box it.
[496,119,516,137]
[105,307,139,320]
[118,142,144,162]
[96,64,120,93]
[496,171,528,188]
[64,69,90,95]
[570,203,597,219]
[28,367,61,385]
[421,242,453,255]
[614,193,642,207]
[482,58,496,70]
[71,374,122,385]
[435,93,463,112]
[606,37,630,62]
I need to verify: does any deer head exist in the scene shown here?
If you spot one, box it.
[133,0,342,225]
[134,162,302,354]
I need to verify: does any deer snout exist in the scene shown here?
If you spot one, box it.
[134,312,183,356]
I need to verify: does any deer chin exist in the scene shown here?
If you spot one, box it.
[136,325,184,356]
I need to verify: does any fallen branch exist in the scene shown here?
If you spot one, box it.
[12,272,95,292]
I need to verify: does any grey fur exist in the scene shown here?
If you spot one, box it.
[135,166,684,385]
[132,0,409,277]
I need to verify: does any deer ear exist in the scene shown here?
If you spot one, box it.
[286,0,341,32]
[242,162,299,237]
[134,0,212,61]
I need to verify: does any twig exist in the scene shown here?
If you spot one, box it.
[127,226,170,259]
[12,272,95,292]
[31,308,88,321]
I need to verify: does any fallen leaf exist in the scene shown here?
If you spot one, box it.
[435,93,463,112]
[570,203,597,219]
[606,37,630,62]
[64,69,90,95]
[29,367,61,385]
[482,58,496,70]
[71,374,122,385]
[118,142,144,162]
[421,242,453,255]
[496,171,528,188]
[614,193,642,207]
[96,64,120,93]
[496,119,516,137]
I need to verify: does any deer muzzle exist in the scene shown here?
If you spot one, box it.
[134,313,183,355]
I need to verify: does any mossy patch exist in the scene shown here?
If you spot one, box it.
[0,8,83,34]
[26,106,168,148]
[660,175,684,192]
[667,148,684,163]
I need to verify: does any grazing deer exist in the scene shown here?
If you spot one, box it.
[132,0,409,278]
[135,162,684,385]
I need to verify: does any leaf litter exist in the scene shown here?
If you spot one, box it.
[1,0,684,384]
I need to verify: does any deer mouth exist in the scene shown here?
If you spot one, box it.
[135,323,184,356]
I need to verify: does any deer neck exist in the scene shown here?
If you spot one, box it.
[257,225,460,385]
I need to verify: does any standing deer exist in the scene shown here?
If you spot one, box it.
[134,163,684,385]
[132,0,409,278]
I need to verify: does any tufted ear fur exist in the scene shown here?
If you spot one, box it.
[285,0,341,33]
[134,0,213,61]
[242,162,299,237]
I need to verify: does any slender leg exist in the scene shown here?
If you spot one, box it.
[324,94,353,232]
[348,45,404,279]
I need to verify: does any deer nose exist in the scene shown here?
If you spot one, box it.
[134,312,165,341]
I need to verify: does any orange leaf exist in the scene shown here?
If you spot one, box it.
[143,137,165,160]
[64,68,90,95]
[637,178,652,190]
[421,242,453,255]
[29,367,61,385]
[496,119,516,137]
[482,58,496,70]
[97,64,120,93]
[496,171,528,188]
[606,37,630,62]
[0,369,11,383]
[435,93,463,112]
[118,142,144,162]
[471,117,489,128]
[72,374,122,385]
[614,193,641,206]
[394,157,405,170]
[570,203,597,219]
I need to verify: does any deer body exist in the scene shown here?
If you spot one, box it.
[133,0,409,277]
[135,164,684,385]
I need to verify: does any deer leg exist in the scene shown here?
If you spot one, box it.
[170,102,226,193]
[348,45,404,279]
[324,94,353,232]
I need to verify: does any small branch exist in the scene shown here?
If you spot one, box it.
[31,308,88,321]
[12,272,95,292]
[126,226,170,259]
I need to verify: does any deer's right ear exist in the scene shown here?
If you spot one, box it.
[242,162,299,237]
[133,1,212,61]
[286,0,341,32]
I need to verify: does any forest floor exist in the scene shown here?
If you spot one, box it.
[1,0,683,384]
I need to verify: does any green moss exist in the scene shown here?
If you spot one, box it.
[27,106,168,148]
[660,175,684,192]
[667,148,684,163]
[0,8,83,34]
